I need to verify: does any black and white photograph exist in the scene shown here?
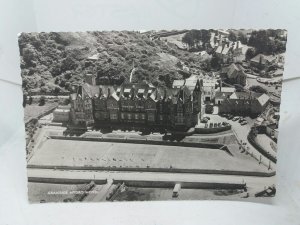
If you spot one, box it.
[19,29,287,203]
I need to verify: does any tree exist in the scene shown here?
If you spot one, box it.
[237,31,248,44]
[249,85,268,94]
[210,55,221,70]
[245,48,256,61]
[39,96,46,106]
[28,95,33,105]
[182,30,211,49]
[23,93,27,108]
[228,31,237,42]
[22,44,37,65]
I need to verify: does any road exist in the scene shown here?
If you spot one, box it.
[27,168,275,189]
[225,116,276,169]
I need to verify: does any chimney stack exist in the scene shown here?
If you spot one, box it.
[164,88,167,99]
[99,87,102,98]
[219,79,222,92]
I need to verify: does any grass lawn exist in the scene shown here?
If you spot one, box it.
[24,102,58,123]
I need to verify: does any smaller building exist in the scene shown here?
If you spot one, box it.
[250,54,276,69]
[221,63,247,86]
[214,86,235,105]
[219,91,270,116]
[53,105,70,122]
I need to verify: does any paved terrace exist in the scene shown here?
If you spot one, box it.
[28,139,270,174]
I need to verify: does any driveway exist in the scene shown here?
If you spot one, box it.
[225,116,276,169]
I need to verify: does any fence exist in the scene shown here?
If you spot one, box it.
[247,131,277,163]
[195,124,231,134]
[50,135,227,150]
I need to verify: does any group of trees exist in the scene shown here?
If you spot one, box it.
[182,30,211,50]
[228,31,248,44]
[19,31,207,93]
[248,30,286,55]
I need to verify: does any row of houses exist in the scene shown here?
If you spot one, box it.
[69,74,204,130]
[173,72,269,117]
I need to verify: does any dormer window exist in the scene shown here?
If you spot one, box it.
[138,89,145,98]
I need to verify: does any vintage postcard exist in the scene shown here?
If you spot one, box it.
[19,29,287,203]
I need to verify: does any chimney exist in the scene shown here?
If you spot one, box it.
[99,87,102,97]
[259,55,263,65]
[107,88,111,97]
[219,79,222,92]
[237,41,240,49]
[131,88,134,100]
[164,88,167,99]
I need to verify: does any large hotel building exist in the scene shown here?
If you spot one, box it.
[70,74,204,130]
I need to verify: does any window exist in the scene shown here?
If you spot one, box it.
[148,114,154,121]
[110,113,118,120]
[141,114,145,120]
[121,113,125,119]
[128,113,132,120]
[135,114,139,120]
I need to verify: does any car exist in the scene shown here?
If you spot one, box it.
[222,122,229,126]
[240,121,248,125]
[227,114,234,120]
[239,117,245,122]
[204,116,210,120]
[201,118,208,123]
[232,116,240,121]
[220,113,227,117]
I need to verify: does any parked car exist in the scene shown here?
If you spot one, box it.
[240,121,248,125]
[222,122,229,126]
[239,117,245,122]
[204,116,210,120]
[201,118,208,123]
[232,116,240,121]
[220,113,227,117]
[227,114,234,120]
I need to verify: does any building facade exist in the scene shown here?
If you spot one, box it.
[221,63,247,86]
[218,91,270,116]
[70,74,204,130]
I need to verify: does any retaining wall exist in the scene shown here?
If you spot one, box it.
[113,179,246,189]
[28,176,107,185]
[248,131,277,163]
[195,125,231,134]
[27,164,276,177]
[50,135,226,150]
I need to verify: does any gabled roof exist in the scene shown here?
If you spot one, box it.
[82,83,100,98]
[226,63,246,79]
[216,87,235,93]
[172,80,185,88]
[109,92,120,101]
[250,54,276,65]
[215,46,223,54]
[256,93,270,106]
[215,92,228,99]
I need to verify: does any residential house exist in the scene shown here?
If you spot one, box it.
[214,85,235,105]
[221,63,247,86]
[219,91,270,116]
[250,54,276,69]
